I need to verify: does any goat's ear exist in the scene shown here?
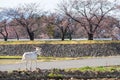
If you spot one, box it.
[36,47,41,49]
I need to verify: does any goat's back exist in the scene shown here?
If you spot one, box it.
[22,51,37,61]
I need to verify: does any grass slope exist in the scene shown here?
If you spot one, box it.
[67,66,120,72]
[0,40,120,45]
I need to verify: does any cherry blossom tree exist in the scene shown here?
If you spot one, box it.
[8,3,42,40]
[58,0,117,40]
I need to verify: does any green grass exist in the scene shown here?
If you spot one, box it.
[0,40,120,45]
[0,56,78,60]
[0,56,22,59]
[66,66,120,72]
[48,73,63,78]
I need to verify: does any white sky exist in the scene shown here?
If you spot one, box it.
[0,0,119,12]
[0,0,60,12]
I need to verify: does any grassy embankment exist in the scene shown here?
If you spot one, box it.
[67,66,120,72]
[0,40,120,45]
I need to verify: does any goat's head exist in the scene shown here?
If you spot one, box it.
[36,47,40,50]
[35,47,41,55]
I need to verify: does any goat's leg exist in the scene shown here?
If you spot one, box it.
[26,61,28,70]
[30,60,32,70]
[35,60,37,69]
[19,60,23,70]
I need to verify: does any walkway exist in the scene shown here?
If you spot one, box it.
[0,56,120,71]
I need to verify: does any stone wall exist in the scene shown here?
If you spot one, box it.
[0,43,120,57]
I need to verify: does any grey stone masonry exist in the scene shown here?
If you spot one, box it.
[0,43,120,57]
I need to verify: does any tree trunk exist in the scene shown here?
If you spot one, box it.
[4,36,8,41]
[13,27,19,40]
[61,34,65,41]
[69,33,72,40]
[88,33,94,40]
[26,27,34,41]
[29,32,34,41]
[61,30,66,41]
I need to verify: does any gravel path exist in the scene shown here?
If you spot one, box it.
[0,56,120,71]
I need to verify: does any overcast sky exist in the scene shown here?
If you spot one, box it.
[0,0,60,12]
[0,0,119,12]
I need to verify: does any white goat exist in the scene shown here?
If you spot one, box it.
[22,47,41,70]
